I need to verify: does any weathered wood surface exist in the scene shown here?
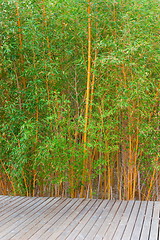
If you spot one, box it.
[0,195,159,240]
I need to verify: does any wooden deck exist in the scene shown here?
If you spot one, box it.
[0,195,159,240]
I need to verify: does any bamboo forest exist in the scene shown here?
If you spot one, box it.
[1,0,159,201]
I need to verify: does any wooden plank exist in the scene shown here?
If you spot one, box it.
[56,199,96,240]
[0,196,159,240]
[0,196,37,216]
[120,201,141,240]
[0,197,40,224]
[0,196,24,213]
[0,196,15,212]
[65,199,103,240]
[0,195,20,199]
[0,195,11,199]
[27,198,73,240]
[84,200,115,240]
[40,198,84,240]
[140,201,154,240]
[0,196,17,211]
[9,198,63,240]
[112,201,135,240]
[0,197,36,223]
[74,200,109,240]
[149,201,160,240]
[0,195,10,200]
[130,201,147,240]
[47,199,91,240]
[94,201,122,240]
[0,198,53,239]
[103,201,128,240]
[0,197,44,239]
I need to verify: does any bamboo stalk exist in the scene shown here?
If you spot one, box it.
[15,1,26,89]
[132,125,139,199]
[41,0,52,113]
[146,156,158,200]
[117,149,122,200]
[14,63,22,110]
[22,170,29,197]
[17,139,29,196]
[128,134,132,200]
[103,165,107,199]
[30,39,39,197]
[146,169,156,201]
[87,46,98,199]
[0,173,8,195]
[41,0,52,59]
[0,160,16,196]
[108,164,111,199]
[69,127,77,198]
[80,0,92,198]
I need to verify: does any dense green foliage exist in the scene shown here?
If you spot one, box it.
[1,0,159,200]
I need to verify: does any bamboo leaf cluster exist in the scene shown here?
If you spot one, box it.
[1,0,159,200]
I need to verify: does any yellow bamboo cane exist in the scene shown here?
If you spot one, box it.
[80,0,92,198]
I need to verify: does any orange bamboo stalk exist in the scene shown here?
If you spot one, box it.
[83,0,91,149]
[108,164,111,199]
[15,2,26,89]
[132,125,139,199]
[121,64,129,200]
[146,156,159,200]
[15,2,23,50]
[17,139,29,196]
[69,129,78,198]
[146,169,156,201]
[22,170,29,196]
[128,134,132,200]
[32,170,37,197]
[0,160,16,196]
[41,0,52,59]
[0,173,7,195]
[80,0,92,198]
[121,64,127,87]
[41,0,52,112]
[117,149,122,200]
